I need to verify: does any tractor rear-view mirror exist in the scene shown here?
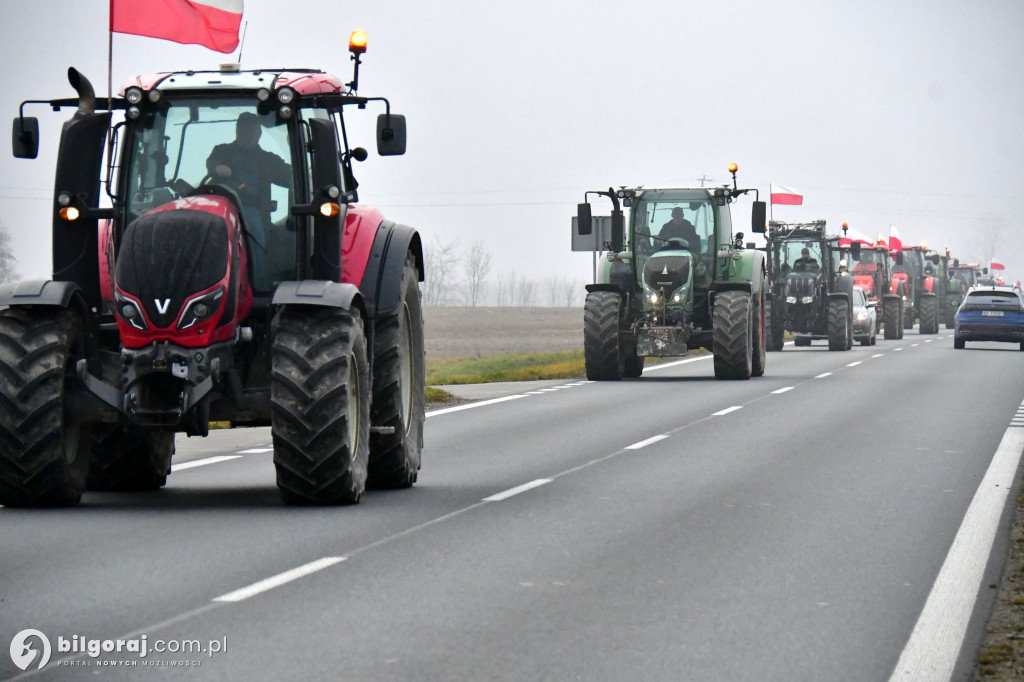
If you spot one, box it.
[376,113,406,156]
[611,209,624,252]
[12,116,38,159]
[894,252,904,265]
[851,242,861,258]
[751,200,766,233]
[576,203,592,235]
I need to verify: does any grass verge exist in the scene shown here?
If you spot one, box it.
[427,349,585,385]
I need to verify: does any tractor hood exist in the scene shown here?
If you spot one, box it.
[643,251,691,294]
[785,271,819,302]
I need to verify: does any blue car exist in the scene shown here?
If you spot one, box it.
[954,286,1024,350]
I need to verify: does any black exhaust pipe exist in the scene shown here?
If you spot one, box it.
[67,67,96,117]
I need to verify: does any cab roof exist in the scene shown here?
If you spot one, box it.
[120,68,345,97]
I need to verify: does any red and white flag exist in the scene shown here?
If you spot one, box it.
[888,225,903,254]
[770,184,803,206]
[991,259,1005,271]
[111,0,244,53]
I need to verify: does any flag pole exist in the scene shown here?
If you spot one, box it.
[769,183,774,224]
[107,0,113,112]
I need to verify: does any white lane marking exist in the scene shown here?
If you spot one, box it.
[426,394,528,418]
[539,388,559,392]
[771,386,795,394]
[872,354,884,358]
[237,448,272,454]
[213,557,347,603]
[924,339,933,343]
[171,455,242,472]
[889,411,1024,682]
[625,434,668,450]
[483,478,552,502]
[894,348,904,352]
[642,354,713,373]
[815,372,832,379]
[911,343,920,347]
[712,406,743,416]
[526,391,546,395]
[847,361,862,367]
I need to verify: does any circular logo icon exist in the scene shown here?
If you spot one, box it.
[10,629,51,671]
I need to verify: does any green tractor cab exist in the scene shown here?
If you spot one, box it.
[573,165,767,380]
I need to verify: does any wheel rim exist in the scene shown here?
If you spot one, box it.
[347,353,362,456]
[398,302,413,434]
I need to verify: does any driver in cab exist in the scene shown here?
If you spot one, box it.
[793,247,819,272]
[658,206,700,252]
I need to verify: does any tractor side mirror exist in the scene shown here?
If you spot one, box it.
[851,241,861,258]
[576,203,592,235]
[984,267,989,274]
[751,200,766,233]
[610,209,624,252]
[12,116,38,159]
[930,254,940,264]
[376,113,406,156]
[894,252,904,265]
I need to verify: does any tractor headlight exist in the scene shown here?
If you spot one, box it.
[114,291,148,331]
[177,287,225,330]
[786,296,797,304]
[673,294,681,302]
[801,296,814,304]
[276,87,296,104]
[124,87,144,105]
[649,292,659,304]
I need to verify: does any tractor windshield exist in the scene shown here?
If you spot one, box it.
[895,249,925,279]
[123,97,297,291]
[777,240,822,276]
[632,194,714,260]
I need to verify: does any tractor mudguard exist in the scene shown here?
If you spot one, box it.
[0,279,82,308]
[358,220,423,320]
[272,280,365,318]
[709,281,752,295]
[586,283,626,295]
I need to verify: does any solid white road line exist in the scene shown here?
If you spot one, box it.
[889,414,1024,682]
[771,387,795,394]
[213,557,347,603]
[641,354,713,373]
[426,394,528,418]
[712,406,743,416]
[625,434,669,450]
[483,479,553,502]
[170,455,242,472]
[236,447,272,454]
[815,372,833,379]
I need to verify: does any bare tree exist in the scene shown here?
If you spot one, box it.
[517,275,535,307]
[463,240,492,307]
[971,214,1006,267]
[423,236,461,307]
[562,277,580,307]
[495,270,508,306]
[0,222,20,283]
[545,276,565,307]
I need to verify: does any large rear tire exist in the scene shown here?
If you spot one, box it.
[765,294,784,351]
[622,335,645,378]
[713,291,753,380]
[368,256,425,489]
[0,308,91,507]
[584,291,623,380]
[87,427,174,491]
[883,297,901,340]
[271,306,370,505]
[828,297,852,351]
[751,288,766,377]
[919,294,938,334]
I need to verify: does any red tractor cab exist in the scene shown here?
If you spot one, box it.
[1,35,425,507]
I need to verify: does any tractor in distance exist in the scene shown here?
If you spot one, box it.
[890,244,941,334]
[0,32,426,507]
[947,260,987,327]
[840,226,906,340]
[572,164,768,381]
[764,220,854,351]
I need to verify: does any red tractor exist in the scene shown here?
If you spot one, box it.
[0,34,425,506]
[840,229,905,339]
[890,245,940,334]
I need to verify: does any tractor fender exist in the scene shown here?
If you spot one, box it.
[358,221,423,320]
[709,281,753,295]
[585,283,626,295]
[0,279,100,368]
[272,280,365,318]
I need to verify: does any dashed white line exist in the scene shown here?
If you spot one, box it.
[712,406,743,416]
[482,478,552,502]
[872,354,884,358]
[771,386,795,394]
[626,434,669,450]
[426,394,528,418]
[924,339,933,343]
[171,455,242,472]
[847,361,862,367]
[894,348,904,352]
[911,343,920,347]
[213,557,346,603]
[815,372,833,379]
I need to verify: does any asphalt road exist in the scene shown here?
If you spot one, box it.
[2,329,1023,681]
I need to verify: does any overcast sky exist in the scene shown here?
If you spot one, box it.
[1,0,1022,292]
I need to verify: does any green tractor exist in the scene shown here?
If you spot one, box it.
[573,165,768,380]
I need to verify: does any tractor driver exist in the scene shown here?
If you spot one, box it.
[206,112,292,278]
[794,248,819,271]
[658,206,700,252]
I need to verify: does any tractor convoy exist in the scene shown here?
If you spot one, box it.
[0,35,425,507]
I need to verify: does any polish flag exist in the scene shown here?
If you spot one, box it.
[991,260,1005,271]
[770,184,803,206]
[111,0,244,53]
[888,225,903,254]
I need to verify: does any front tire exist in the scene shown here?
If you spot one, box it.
[368,256,425,489]
[272,306,370,505]
[828,297,852,351]
[919,294,938,334]
[883,297,901,340]
[88,427,174,491]
[584,291,624,380]
[0,308,91,507]
[713,290,753,380]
